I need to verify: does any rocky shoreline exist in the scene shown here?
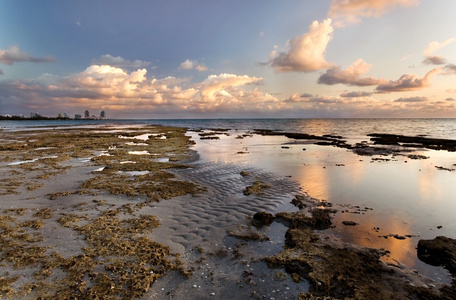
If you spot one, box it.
[1,125,455,299]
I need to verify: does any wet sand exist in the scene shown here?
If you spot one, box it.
[1,125,455,299]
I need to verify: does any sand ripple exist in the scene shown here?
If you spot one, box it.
[149,161,301,254]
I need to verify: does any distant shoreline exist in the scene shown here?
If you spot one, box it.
[0,116,106,121]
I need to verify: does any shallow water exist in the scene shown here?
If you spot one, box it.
[188,129,456,283]
[4,118,456,282]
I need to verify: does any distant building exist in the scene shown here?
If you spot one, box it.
[84,110,90,119]
[75,114,82,119]
[100,111,106,119]
[57,113,63,119]
[30,112,42,119]
[64,112,69,119]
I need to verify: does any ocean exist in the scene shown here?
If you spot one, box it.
[3,118,456,140]
[2,118,456,282]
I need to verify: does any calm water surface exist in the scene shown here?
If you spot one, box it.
[3,118,456,282]
[177,119,456,283]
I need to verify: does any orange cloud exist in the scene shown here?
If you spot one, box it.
[328,0,418,27]
[269,19,334,72]
[0,65,279,116]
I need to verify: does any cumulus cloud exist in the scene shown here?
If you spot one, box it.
[92,54,151,69]
[394,96,427,102]
[180,59,194,70]
[422,38,456,65]
[269,19,334,72]
[0,45,56,65]
[375,68,440,93]
[328,0,419,27]
[180,59,208,71]
[0,64,279,116]
[318,59,385,86]
[199,73,263,102]
[446,97,455,101]
[340,91,373,97]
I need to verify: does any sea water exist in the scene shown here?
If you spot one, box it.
[3,118,456,282]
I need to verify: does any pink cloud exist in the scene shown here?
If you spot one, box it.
[375,68,440,93]
[340,91,373,97]
[318,59,386,86]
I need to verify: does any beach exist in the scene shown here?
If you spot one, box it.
[1,122,456,299]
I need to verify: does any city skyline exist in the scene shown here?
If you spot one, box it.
[1,1,456,119]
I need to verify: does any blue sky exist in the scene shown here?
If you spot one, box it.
[1,0,456,118]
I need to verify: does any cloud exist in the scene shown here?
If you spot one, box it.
[284,93,314,103]
[423,55,447,65]
[442,64,456,75]
[199,73,263,102]
[318,59,385,86]
[340,91,373,97]
[422,38,456,65]
[301,93,313,98]
[394,96,427,102]
[0,69,3,75]
[180,59,208,72]
[0,65,279,116]
[0,45,56,65]
[375,68,440,93]
[328,0,419,27]
[92,54,151,69]
[423,38,456,57]
[268,19,334,72]
[446,98,455,101]
[180,59,194,70]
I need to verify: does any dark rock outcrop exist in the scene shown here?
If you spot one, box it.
[417,236,456,275]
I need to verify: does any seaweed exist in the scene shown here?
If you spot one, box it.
[0,125,203,298]
[243,180,271,196]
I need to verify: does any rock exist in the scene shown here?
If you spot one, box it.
[342,221,357,226]
[228,224,269,242]
[367,133,456,152]
[252,211,275,227]
[417,236,456,275]
[276,208,333,230]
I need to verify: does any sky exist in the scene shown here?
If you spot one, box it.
[1,0,456,119]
